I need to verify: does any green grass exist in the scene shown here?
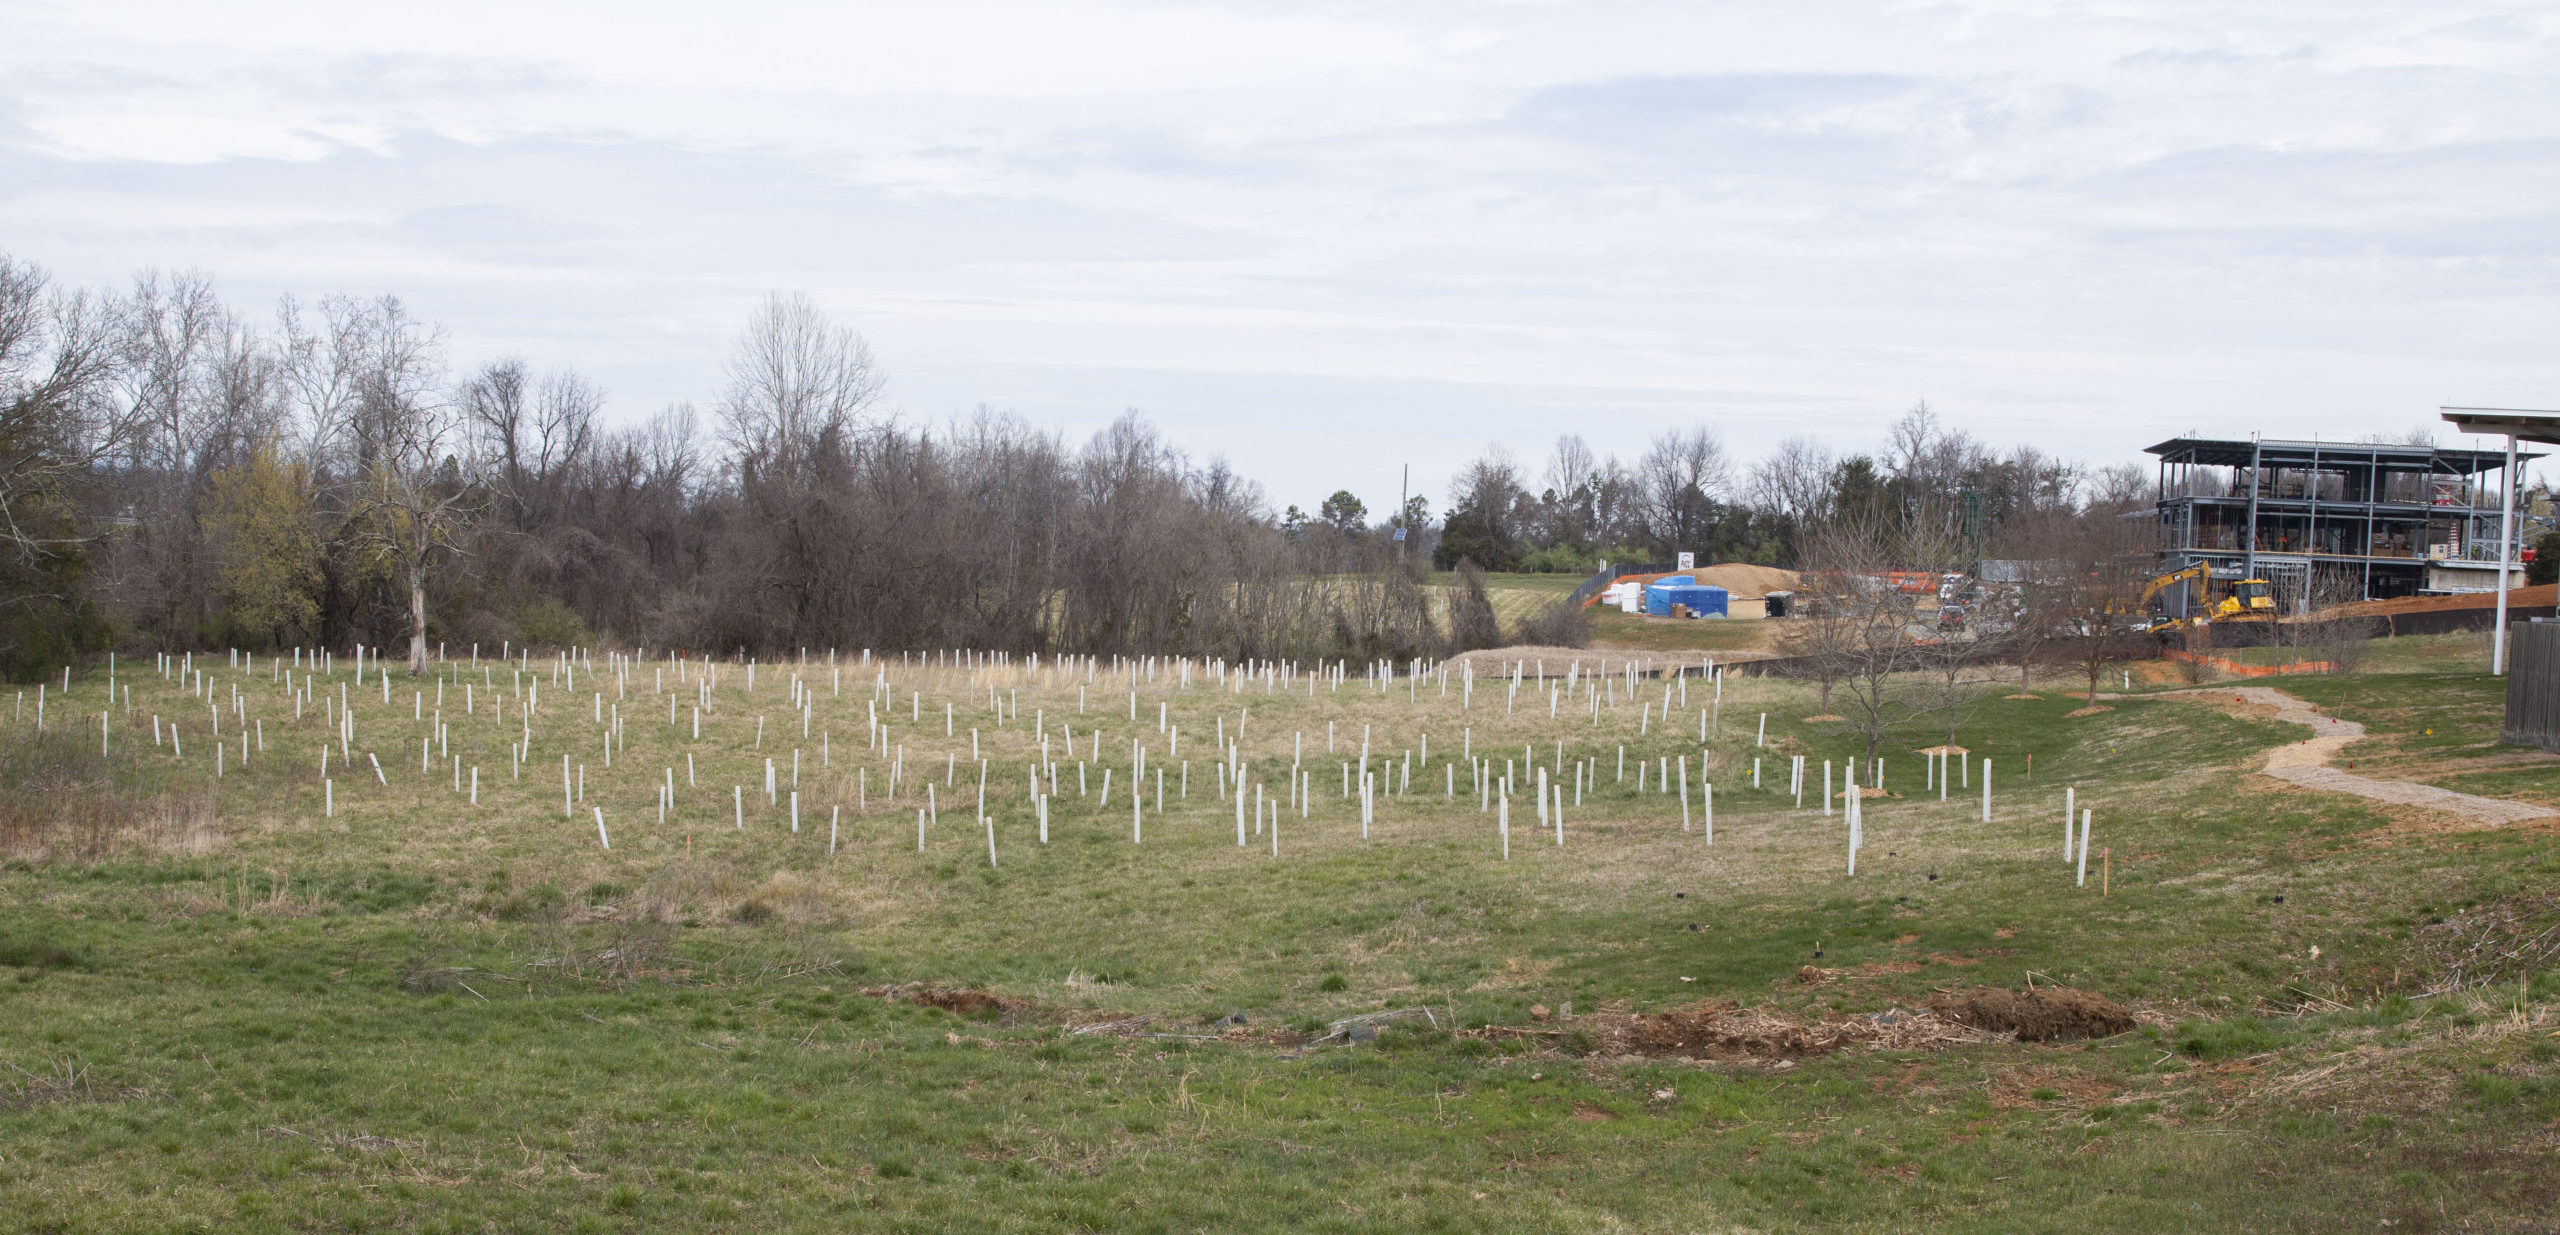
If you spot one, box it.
[1,648,2555,1231]
[1586,607,1783,653]
[1428,571,1583,629]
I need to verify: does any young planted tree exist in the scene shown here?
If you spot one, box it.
[1776,567,1859,716]
[1799,517,1932,765]
[2051,520,2147,701]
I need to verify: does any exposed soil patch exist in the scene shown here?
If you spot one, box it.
[865,984,1019,1018]
[2064,705,2115,718]
[1928,986,2135,1042]
[1472,1000,1994,1061]
[1990,1066,2126,1109]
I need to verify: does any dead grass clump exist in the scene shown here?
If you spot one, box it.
[528,922,687,987]
[1,1057,151,1111]
[629,859,725,923]
[732,870,848,929]
[1929,986,2135,1041]
[2411,891,2560,992]
[2064,705,2116,718]
[0,731,223,861]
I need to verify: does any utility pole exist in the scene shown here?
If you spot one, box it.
[1397,464,1410,562]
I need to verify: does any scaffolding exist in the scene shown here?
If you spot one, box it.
[2145,436,2538,610]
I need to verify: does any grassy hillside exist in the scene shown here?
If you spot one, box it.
[0,645,2553,1231]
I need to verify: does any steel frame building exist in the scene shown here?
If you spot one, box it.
[2144,436,2538,611]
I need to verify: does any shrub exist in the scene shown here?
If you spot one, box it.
[515,601,591,652]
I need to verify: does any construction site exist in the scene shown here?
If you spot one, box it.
[2144,435,2543,613]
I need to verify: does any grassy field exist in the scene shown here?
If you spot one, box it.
[1586,607,1784,654]
[1,642,2555,1232]
[1446,571,1786,654]
[1428,571,1584,630]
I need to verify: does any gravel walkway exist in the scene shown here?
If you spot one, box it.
[2161,686,2557,826]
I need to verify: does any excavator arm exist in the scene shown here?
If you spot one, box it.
[2134,563,2211,611]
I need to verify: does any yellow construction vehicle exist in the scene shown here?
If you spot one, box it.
[2210,577,2277,622]
[2120,564,2277,625]
[2125,564,2210,615]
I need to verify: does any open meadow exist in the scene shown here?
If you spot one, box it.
[2,639,2555,1232]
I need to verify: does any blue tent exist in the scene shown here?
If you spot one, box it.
[1644,581,1728,617]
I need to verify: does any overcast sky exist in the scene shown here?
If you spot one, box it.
[7,1,2557,511]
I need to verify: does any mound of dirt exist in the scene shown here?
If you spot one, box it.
[1611,1002,1834,1060]
[866,984,1016,1017]
[1928,987,2134,1042]
[2328,582,2557,620]
[1686,563,1801,598]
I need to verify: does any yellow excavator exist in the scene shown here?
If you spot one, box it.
[2211,578,2278,622]
[2124,564,2276,625]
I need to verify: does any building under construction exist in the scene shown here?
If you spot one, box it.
[2144,436,2538,613]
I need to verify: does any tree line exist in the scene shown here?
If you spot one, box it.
[1,252,2155,681]
[1407,404,2146,574]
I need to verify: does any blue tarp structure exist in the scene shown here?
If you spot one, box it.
[1643,581,1728,617]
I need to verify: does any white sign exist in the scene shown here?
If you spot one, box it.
[1676,552,1695,571]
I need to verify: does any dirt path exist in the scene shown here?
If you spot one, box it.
[2153,686,2558,826]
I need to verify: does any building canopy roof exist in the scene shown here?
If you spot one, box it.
[2441,406,2560,447]
[2143,436,2537,473]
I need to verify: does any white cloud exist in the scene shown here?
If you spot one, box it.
[5,0,2559,510]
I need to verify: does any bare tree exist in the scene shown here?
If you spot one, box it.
[718,291,882,490]
[1542,434,1600,550]
[1635,425,1731,556]
[465,358,599,532]
[2044,510,2148,701]
[1797,517,1933,764]
[1910,539,1998,751]
[275,293,373,470]
[0,255,131,566]
[1749,435,1836,526]
[119,269,228,641]
[1544,434,1597,501]
[332,299,469,673]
